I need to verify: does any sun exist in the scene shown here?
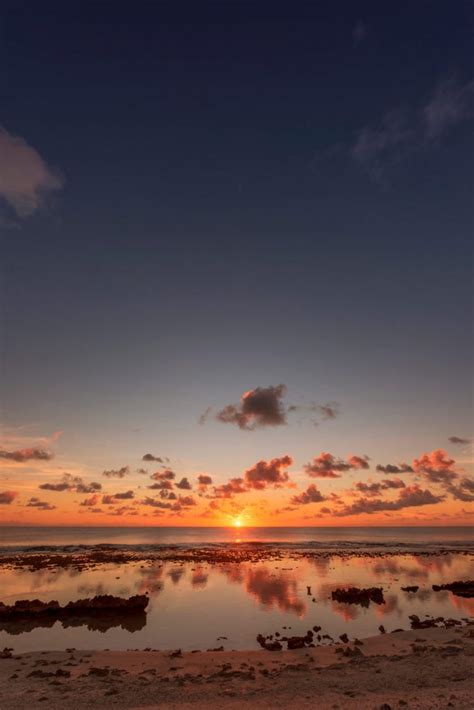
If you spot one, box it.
[233,518,242,528]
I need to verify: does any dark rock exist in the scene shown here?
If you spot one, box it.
[331,587,385,607]
[401,586,419,593]
[432,581,474,598]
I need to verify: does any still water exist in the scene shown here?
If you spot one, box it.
[1,550,472,652]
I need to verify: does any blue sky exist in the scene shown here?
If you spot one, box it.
[0,1,472,525]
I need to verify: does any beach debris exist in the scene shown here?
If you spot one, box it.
[378,625,386,634]
[432,581,474,598]
[331,587,385,606]
[306,586,312,595]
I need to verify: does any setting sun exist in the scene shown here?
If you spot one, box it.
[233,519,242,528]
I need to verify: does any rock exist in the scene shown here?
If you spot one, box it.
[339,633,349,643]
[401,586,419,593]
[378,625,386,634]
[432,581,474,598]
[331,587,385,607]
[287,636,307,650]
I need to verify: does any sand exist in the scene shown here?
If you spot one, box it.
[1,626,473,709]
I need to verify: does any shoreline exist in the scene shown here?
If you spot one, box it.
[1,545,472,573]
[1,626,473,708]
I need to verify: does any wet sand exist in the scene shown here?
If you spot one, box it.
[1,625,473,709]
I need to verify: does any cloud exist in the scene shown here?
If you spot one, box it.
[423,79,474,139]
[198,406,213,426]
[141,494,196,513]
[376,463,414,474]
[151,469,175,481]
[212,477,248,499]
[0,125,63,217]
[148,479,173,491]
[334,486,444,517]
[0,446,53,462]
[304,452,369,478]
[413,449,458,484]
[39,473,101,494]
[244,455,293,490]
[446,477,474,503]
[353,20,367,46]
[290,483,326,505]
[352,79,474,182]
[197,473,213,493]
[176,477,192,490]
[448,436,472,445]
[103,466,130,478]
[355,478,406,496]
[102,490,134,504]
[0,490,18,504]
[142,453,164,462]
[215,384,288,430]
[26,497,56,511]
[79,494,99,507]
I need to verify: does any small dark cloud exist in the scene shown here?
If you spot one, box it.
[216,384,287,430]
[0,490,17,504]
[103,465,130,478]
[244,455,293,490]
[355,478,405,496]
[148,479,173,491]
[376,463,414,474]
[0,446,53,462]
[102,490,134,504]
[290,483,326,505]
[26,497,56,511]
[151,469,175,481]
[40,473,102,494]
[198,474,213,486]
[304,452,369,478]
[448,435,472,445]
[211,477,248,499]
[176,477,192,490]
[142,453,164,462]
[79,494,99,507]
[334,486,444,517]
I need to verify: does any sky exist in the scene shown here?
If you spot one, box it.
[0,1,473,527]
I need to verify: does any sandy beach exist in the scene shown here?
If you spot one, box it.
[1,625,473,709]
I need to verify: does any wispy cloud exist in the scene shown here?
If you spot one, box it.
[0,126,63,217]
[0,446,53,463]
[352,20,367,47]
[103,465,130,479]
[352,79,474,182]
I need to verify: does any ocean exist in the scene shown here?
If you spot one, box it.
[1,525,473,552]
[0,525,473,653]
